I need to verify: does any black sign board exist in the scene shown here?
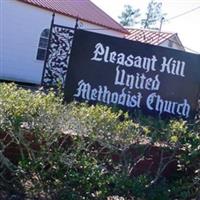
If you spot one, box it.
[64,29,200,119]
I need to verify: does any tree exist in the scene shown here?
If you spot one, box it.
[141,0,166,29]
[118,5,141,26]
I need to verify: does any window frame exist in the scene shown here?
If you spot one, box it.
[36,28,50,61]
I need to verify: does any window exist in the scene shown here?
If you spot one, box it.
[168,40,173,48]
[36,29,50,60]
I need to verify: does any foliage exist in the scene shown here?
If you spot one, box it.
[119,0,166,29]
[141,0,166,29]
[118,4,141,26]
[0,83,199,200]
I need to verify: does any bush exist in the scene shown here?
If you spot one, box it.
[0,83,199,199]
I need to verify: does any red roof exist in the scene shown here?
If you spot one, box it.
[18,0,128,34]
[125,28,175,45]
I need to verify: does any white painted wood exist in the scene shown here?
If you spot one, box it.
[0,0,124,84]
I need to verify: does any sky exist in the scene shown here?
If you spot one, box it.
[91,0,200,54]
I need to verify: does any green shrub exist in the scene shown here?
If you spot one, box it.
[0,83,199,200]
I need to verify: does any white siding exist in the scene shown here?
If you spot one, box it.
[0,0,124,84]
[160,36,185,51]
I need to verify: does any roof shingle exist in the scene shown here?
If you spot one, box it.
[125,28,175,45]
